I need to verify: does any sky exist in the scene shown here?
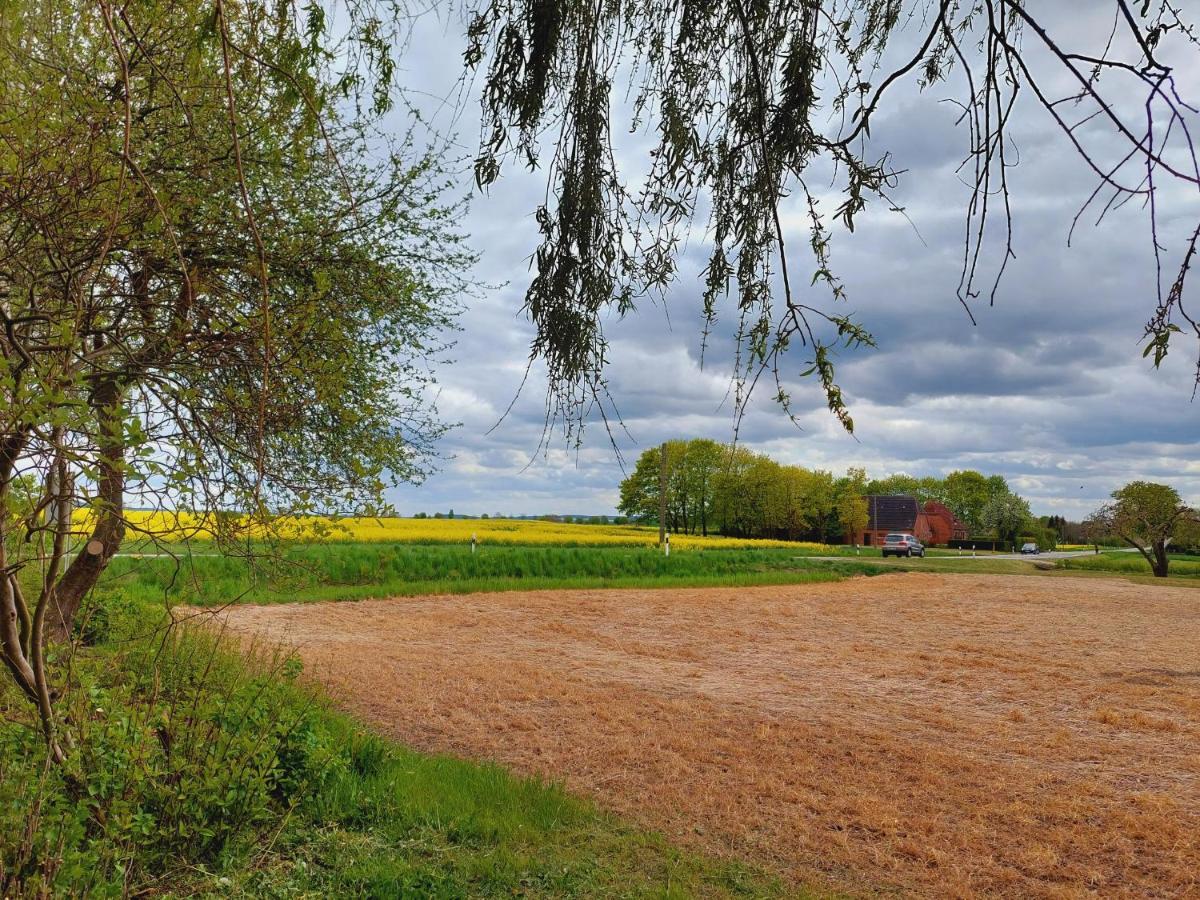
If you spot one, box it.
[384,4,1200,521]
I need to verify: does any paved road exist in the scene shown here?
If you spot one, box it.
[806,548,1138,563]
[986,548,1137,561]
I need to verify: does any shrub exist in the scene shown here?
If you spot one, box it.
[0,628,341,894]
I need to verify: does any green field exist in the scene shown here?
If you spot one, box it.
[88,541,1200,621]
[1060,551,1200,577]
[98,542,886,609]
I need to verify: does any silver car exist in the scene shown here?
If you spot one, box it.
[882,533,925,558]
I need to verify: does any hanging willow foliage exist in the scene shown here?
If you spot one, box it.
[463,0,1200,435]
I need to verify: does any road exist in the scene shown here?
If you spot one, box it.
[807,548,1138,563]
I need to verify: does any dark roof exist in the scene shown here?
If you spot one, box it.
[866,495,919,532]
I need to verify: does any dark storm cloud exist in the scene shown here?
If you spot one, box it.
[385,5,1200,520]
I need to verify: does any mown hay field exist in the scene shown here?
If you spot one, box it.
[218,572,1200,898]
[85,509,827,550]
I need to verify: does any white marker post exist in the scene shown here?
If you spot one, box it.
[471,533,477,554]
[664,532,670,557]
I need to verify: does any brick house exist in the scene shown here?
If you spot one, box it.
[849,495,931,547]
[847,495,968,547]
[922,500,969,544]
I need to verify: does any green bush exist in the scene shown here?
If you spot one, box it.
[0,631,336,894]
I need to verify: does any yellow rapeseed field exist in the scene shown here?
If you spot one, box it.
[78,509,825,550]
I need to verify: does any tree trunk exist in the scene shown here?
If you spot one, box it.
[1151,540,1170,578]
[0,433,38,699]
[48,382,126,641]
[658,442,667,545]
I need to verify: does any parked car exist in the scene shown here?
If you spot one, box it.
[882,533,925,558]
[1020,542,1040,555]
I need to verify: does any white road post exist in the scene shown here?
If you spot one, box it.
[664,532,670,557]
[471,533,477,554]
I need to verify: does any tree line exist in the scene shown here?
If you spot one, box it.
[617,440,1039,545]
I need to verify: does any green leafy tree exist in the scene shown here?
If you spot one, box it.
[1091,482,1196,577]
[864,473,923,498]
[762,465,810,540]
[617,448,663,524]
[981,494,1033,546]
[943,470,1010,536]
[618,438,727,534]
[710,446,761,537]
[797,469,839,544]
[679,439,724,536]
[0,0,469,755]
[1173,516,1200,554]
[835,468,870,544]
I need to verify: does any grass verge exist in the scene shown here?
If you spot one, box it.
[1060,550,1200,577]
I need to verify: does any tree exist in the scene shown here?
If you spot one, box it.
[1091,482,1196,577]
[862,473,947,507]
[618,438,726,534]
[943,471,1006,537]
[763,465,811,541]
[836,468,870,544]
[981,494,1032,546]
[617,448,663,524]
[0,0,469,755]
[677,439,724,536]
[710,445,761,537]
[797,469,839,544]
[464,2,1200,436]
[1173,516,1200,554]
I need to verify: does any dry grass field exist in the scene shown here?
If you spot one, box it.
[216,573,1200,898]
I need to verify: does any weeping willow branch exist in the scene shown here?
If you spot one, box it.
[465,0,1200,436]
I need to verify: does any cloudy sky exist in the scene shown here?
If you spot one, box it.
[386,4,1200,521]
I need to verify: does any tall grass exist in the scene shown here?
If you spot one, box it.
[98,542,880,608]
[1061,552,1200,577]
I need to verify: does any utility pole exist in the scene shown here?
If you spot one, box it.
[658,441,668,546]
